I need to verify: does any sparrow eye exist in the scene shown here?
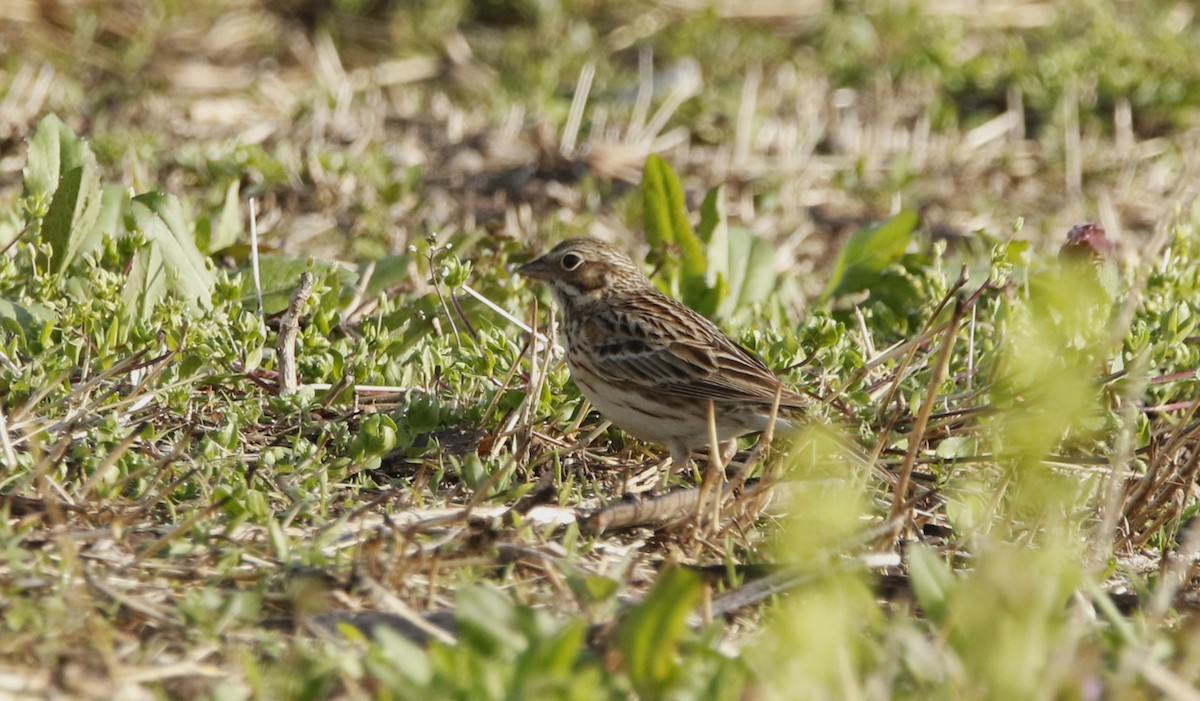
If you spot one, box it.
[560,253,583,270]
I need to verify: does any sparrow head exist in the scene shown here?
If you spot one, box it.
[517,238,650,304]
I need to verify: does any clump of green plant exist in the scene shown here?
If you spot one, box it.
[750,215,1200,698]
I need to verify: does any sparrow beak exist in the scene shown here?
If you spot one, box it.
[516,255,554,280]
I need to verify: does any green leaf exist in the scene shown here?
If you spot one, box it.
[907,541,955,625]
[440,254,472,288]
[456,584,526,656]
[0,297,54,333]
[371,626,432,686]
[677,185,722,315]
[820,210,919,303]
[696,185,726,246]
[244,489,269,518]
[935,435,977,460]
[696,186,780,318]
[713,229,777,318]
[349,414,399,461]
[268,518,289,560]
[239,254,357,314]
[617,568,702,698]
[129,192,215,312]
[123,241,167,324]
[0,202,21,250]
[515,619,587,685]
[574,574,620,603]
[22,114,91,199]
[996,239,1030,264]
[729,229,777,308]
[41,166,85,271]
[91,185,128,242]
[643,158,725,314]
[23,114,103,273]
[362,254,414,298]
[642,156,704,269]
[642,154,695,255]
[202,179,243,253]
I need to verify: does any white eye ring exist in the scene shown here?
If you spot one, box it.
[560,253,583,270]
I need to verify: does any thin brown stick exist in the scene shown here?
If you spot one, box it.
[277,272,315,396]
[581,487,706,534]
[885,298,964,543]
[731,383,785,521]
[696,399,723,531]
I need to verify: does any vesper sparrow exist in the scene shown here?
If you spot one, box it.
[518,237,805,471]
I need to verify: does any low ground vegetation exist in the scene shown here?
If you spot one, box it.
[2,1,1200,698]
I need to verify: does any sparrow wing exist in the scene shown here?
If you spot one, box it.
[582,294,806,409]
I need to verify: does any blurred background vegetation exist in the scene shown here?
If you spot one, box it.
[5,0,1200,270]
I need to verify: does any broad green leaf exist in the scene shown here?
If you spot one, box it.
[641,154,695,256]
[123,242,167,325]
[371,626,432,686]
[456,584,525,656]
[244,489,270,518]
[820,210,919,303]
[575,574,620,603]
[362,254,414,298]
[697,187,777,318]
[201,179,243,253]
[683,275,726,318]
[0,297,54,332]
[643,158,723,314]
[23,115,103,273]
[0,205,20,250]
[40,166,85,271]
[514,619,587,684]
[679,184,724,315]
[22,114,89,199]
[907,541,955,625]
[130,192,215,312]
[91,185,128,242]
[238,254,356,314]
[618,568,702,698]
[698,189,775,316]
[719,227,777,315]
[696,185,726,247]
[934,435,977,460]
[996,240,1030,264]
